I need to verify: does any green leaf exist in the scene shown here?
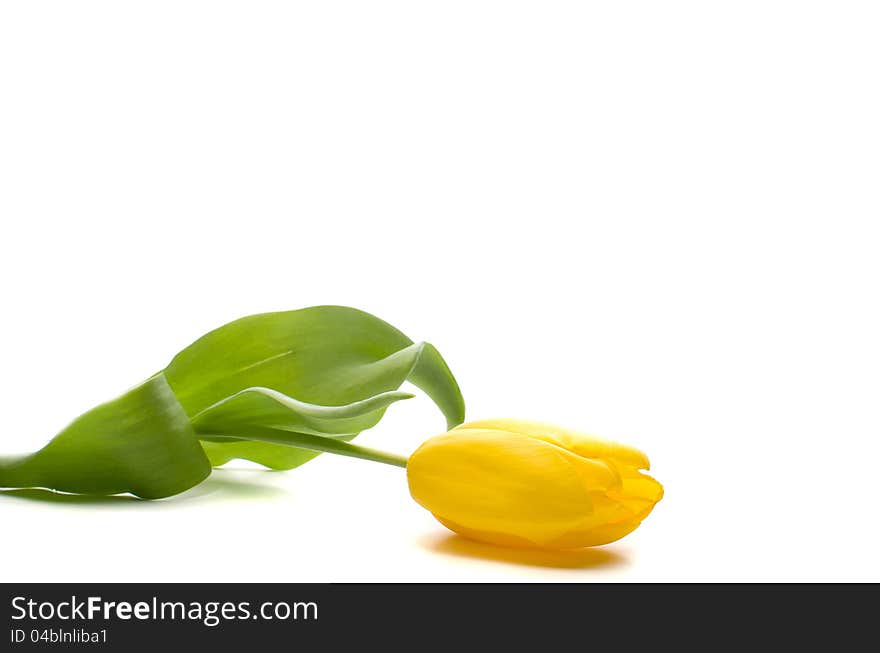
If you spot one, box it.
[0,305,465,497]
[192,387,413,469]
[163,305,465,469]
[193,387,414,437]
[0,375,210,499]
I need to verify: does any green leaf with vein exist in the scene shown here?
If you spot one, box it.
[162,305,465,470]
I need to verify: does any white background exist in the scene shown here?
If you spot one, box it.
[1,2,878,582]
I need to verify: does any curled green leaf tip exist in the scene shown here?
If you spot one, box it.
[1,306,465,499]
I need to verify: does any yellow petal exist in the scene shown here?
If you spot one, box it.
[546,518,645,549]
[552,478,663,548]
[615,469,664,505]
[455,418,651,470]
[433,516,545,549]
[408,429,606,545]
[566,471,663,538]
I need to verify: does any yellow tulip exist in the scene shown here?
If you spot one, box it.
[407,419,663,549]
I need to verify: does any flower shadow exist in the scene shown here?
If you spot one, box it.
[420,532,630,571]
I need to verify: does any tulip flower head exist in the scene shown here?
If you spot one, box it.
[407,419,663,549]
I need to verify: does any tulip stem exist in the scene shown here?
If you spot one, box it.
[199,428,409,468]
